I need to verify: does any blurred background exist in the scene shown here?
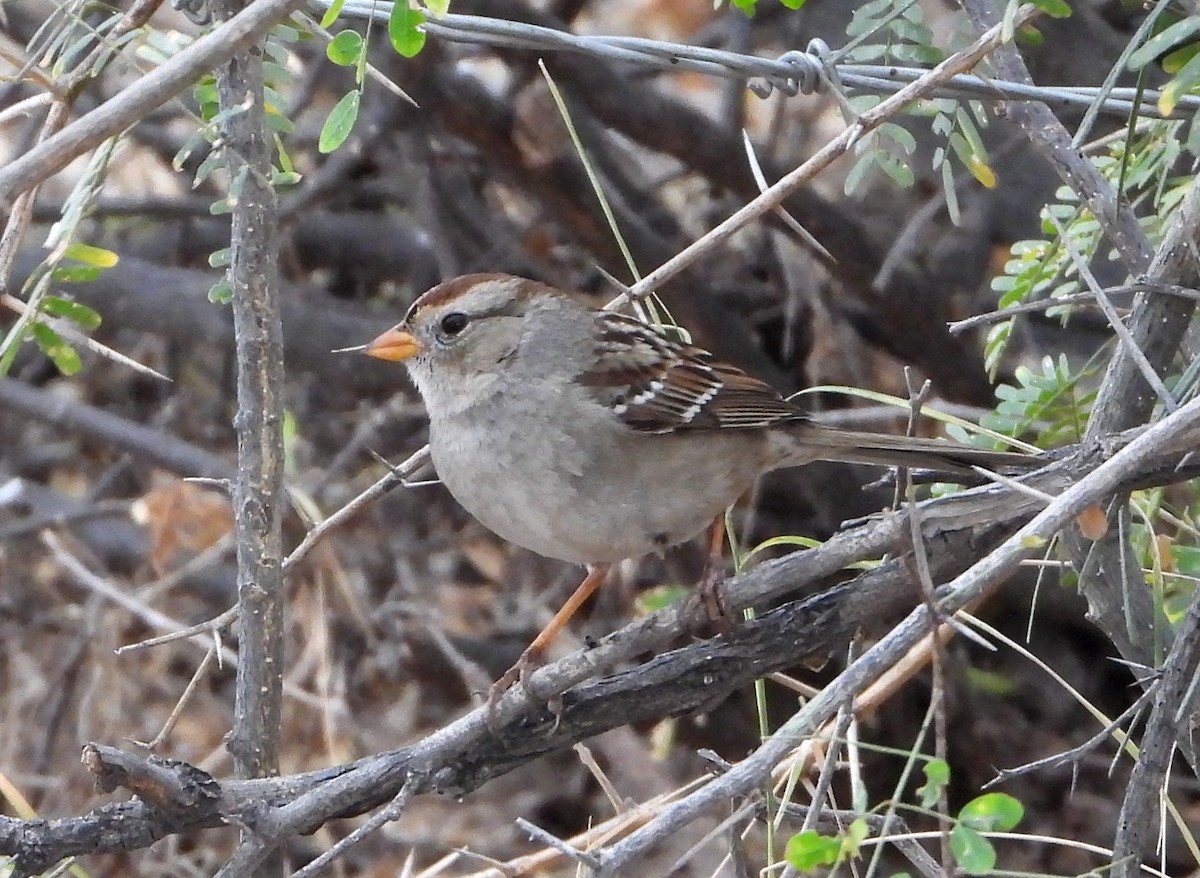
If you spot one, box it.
[2,0,1195,875]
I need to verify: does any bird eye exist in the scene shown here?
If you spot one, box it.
[439,312,469,337]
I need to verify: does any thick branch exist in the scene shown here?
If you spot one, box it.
[4,432,1200,875]
[1111,584,1200,878]
[212,0,286,794]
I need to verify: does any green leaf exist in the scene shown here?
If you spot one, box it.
[208,247,232,268]
[263,60,294,88]
[942,158,961,226]
[950,824,995,874]
[917,758,949,809]
[1170,544,1200,577]
[31,323,82,375]
[326,29,363,66]
[1016,23,1044,45]
[844,818,870,854]
[50,265,103,283]
[42,296,101,329]
[1030,0,1070,18]
[1158,49,1200,116]
[879,154,915,188]
[967,154,997,188]
[959,792,1024,831]
[194,148,226,187]
[193,78,219,115]
[965,666,1018,695]
[208,280,234,304]
[784,831,842,870]
[319,0,345,28]
[273,170,303,187]
[264,108,295,133]
[730,0,758,14]
[844,151,875,195]
[264,38,292,64]
[634,583,689,614]
[62,242,118,268]
[273,21,301,42]
[880,122,916,153]
[389,2,426,57]
[172,131,205,171]
[425,0,451,16]
[319,89,360,153]
[1129,17,1200,70]
[283,409,300,476]
[1162,42,1200,74]
[276,134,296,174]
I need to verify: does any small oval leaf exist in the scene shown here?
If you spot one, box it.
[1031,0,1070,18]
[917,758,950,809]
[784,831,841,871]
[1129,18,1200,70]
[319,90,360,153]
[50,265,103,283]
[968,155,997,188]
[319,0,345,28]
[959,792,1024,831]
[208,280,234,304]
[950,824,996,875]
[389,3,426,57]
[326,29,363,66]
[31,323,82,375]
[42,296,102,330]
[62,242,119,268]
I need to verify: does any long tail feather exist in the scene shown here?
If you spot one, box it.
[775,421,1037,477]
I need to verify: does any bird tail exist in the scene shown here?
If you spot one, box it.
[774,421,1037,477]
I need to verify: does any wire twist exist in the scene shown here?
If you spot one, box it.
[749,40,834,98]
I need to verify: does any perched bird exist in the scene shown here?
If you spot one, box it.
[365,273,1031,692]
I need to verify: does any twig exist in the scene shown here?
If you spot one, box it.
[0,293,170,382]
[665,798,759,876]
[289,784,416,878]
[0,0,311,202]
[592,390,1200,875]
[987,683,1158,786]
[283,444,432,575]
[134,647,221,750]
[114,607,237,655]
[606,4,1042,308]
[6,432,1199,874]
[514,819,602,871]
[1048,214,1177,413]
[947,281,1200,334]
[801,701,852,833]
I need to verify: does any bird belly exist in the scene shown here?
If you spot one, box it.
[429,414,765,565]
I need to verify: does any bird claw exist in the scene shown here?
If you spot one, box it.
[689,566,735,637]
[485,646,542,713]
[483,647,566,732]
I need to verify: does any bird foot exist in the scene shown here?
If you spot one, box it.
[484,646,566,727]
[486,645,543,712]
[688,565,735,638]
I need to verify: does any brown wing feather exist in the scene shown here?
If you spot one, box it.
[582,312,804,433]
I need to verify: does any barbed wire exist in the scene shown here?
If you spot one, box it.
[317,2,1200,119]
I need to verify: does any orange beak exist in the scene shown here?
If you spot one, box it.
[365,327,421,362]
